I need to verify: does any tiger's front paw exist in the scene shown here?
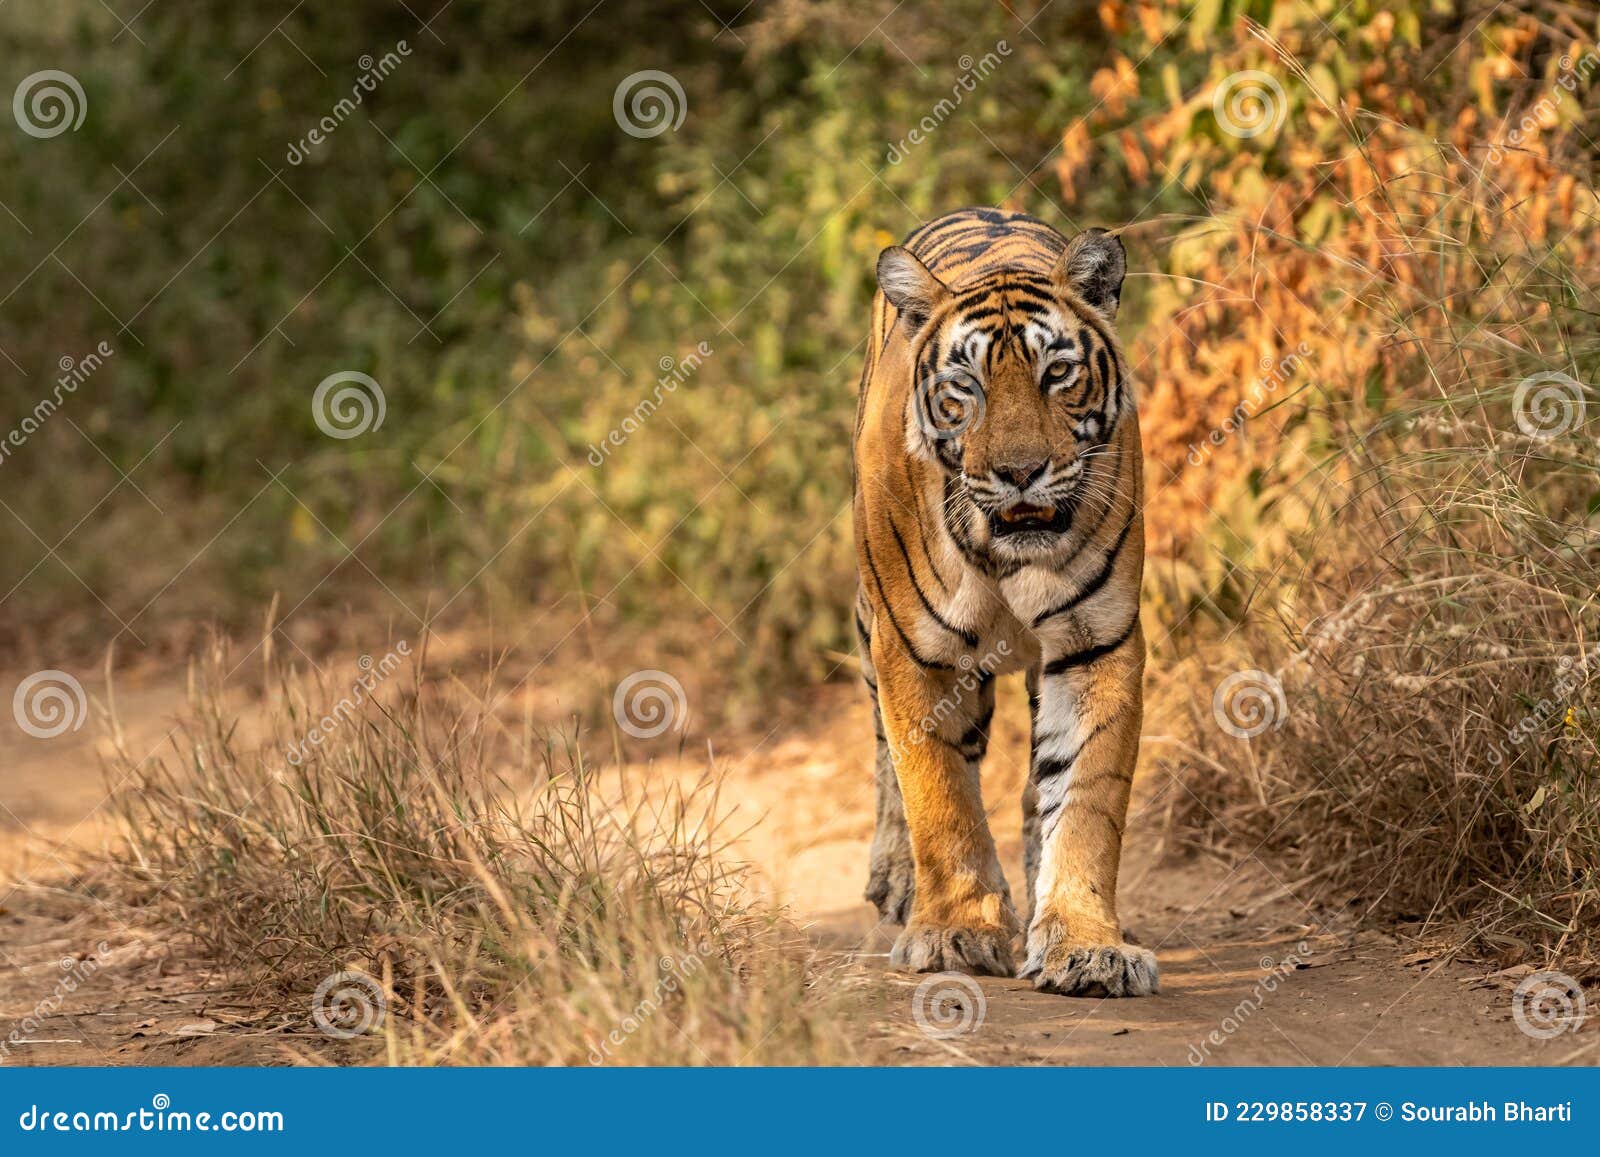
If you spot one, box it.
[891,923,1015,977]
[864,845,915,925]
[1021,918,1158,996]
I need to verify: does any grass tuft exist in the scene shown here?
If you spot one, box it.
[108,644,870,1064]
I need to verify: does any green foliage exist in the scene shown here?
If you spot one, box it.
[0,0,1177,681]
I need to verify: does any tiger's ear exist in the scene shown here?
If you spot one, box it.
[1055,228,1126,319]
[877,246,951,332]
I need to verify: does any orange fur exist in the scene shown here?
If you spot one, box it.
[853,208,1157,996]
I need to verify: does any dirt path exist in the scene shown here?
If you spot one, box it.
[695,684,1595,1066]
[2,667,1593,1066]
[0,667,346,1065]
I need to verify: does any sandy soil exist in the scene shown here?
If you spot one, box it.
[1,665,1594,1067]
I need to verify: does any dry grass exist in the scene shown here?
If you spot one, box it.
[1171,439,1600,969]
[1159,151,1600,971]
[105,643,872,1064]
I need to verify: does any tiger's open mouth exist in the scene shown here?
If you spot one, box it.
[989,502,1072,538]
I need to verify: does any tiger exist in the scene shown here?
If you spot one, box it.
[852,206,1156,997]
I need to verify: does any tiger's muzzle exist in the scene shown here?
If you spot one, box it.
[967,457,1080,542]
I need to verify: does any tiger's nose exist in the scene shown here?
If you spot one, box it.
[995,459,1049,490]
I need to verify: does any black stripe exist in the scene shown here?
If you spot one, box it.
[1095,344,1119,417]
[1084,804,1122,827]
[1038,797,1125,828]
[1072,296,1118,352]
[1030,513,1134,628]
[1001,289,1057,310]
[887,516,976,646]
[904,215,972,251]
[901,457,950,593]
[862,538,954,671]
[1032,757,1070,782]
[1031,718,1109,782]
[919,230,1002,262]
[925,730,988,761]
[1039,801,1121,838]
[1064,766,1127,792]
[1042,614,1139,676]
[947,723,985,761]
[953,281,1051,304]
[967,691,995,748]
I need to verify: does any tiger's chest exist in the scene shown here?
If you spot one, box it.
[909,559,1114,676]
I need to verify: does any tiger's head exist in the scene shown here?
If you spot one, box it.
[876,229,1128,561]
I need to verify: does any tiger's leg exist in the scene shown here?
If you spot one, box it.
[1021,668,1042,920]
[1020,621,1158,996]
[859,604,914,923]
[873,633,1016,975]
